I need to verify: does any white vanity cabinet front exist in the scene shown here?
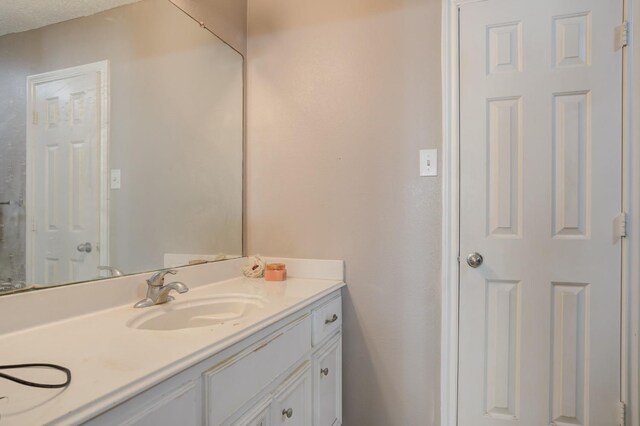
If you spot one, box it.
[84,375,203,426]
[229,363,313,426]
[269,364,313,426]
[313,335,342,426]
[223,295,342,426]
[86,290,342,426]
[311,297,342,346]
[206,316,312,425]
[231,398,271,426]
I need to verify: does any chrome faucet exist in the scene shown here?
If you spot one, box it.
[133,269,189,308]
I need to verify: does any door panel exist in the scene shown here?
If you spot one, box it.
[458,1,622,425]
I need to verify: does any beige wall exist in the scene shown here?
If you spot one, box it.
[246,0,442,424]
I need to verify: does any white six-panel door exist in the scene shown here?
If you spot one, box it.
[27,62,108,285]
[458,1,623,425]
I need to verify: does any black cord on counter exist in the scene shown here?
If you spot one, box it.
[0,364,71,389]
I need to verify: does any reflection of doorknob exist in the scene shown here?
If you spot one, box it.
[77,242,92,253]
[466,252,483,268]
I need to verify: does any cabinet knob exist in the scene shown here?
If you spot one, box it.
[282,408,293,418]
[321,367,329,376]
[325,314,338,324]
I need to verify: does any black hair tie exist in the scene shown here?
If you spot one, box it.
[0,363,71,389]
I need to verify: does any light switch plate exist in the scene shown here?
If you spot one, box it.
[110,169,121,189]
[420,149,437,177]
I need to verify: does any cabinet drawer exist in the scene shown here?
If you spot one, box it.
[312,297,342,346]
[206,316,312,425]
[271,364,312,426]
[313,336,342,426]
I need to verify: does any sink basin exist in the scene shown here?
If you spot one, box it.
[127,294,268,331]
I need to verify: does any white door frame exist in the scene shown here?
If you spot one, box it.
[25,60,110,283]
[440,1,640,425]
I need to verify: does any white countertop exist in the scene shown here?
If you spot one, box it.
[0,275,344,425]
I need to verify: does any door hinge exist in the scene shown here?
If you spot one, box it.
[616,21,629,50]
[615,212,628,239]
[31,219,37,232]
[618,401,626,426]
[32,111,38,125]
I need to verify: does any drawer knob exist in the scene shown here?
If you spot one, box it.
[282,408,293,418]
[321,367,329,376]
[325,314,338,324]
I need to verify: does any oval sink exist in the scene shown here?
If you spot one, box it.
[127,294,268,331]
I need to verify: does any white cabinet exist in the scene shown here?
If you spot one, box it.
[85,380,201,426]
[271,364,313,426]
[311,297,341,346]
[88,291,342,426]
[232,398,271,426]
[214,294,342,426]
[206,316,312,425]
[313,336,342,426]
[124,382,200,426]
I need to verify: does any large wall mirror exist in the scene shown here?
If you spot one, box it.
[0,0,244,294]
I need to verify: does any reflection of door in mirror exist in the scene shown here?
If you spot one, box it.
[0,0,243,294]
[26,62,109,286]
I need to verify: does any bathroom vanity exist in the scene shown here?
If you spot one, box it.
[90,292,342,426]
[0,258,344,425]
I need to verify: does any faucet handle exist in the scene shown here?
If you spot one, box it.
[147,269,177,287]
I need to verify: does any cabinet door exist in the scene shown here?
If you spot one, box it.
[271,364,312,426]
[233,398,271,426]
[86,381,200,426]
[206,316,312,425]
[313,336,342,426]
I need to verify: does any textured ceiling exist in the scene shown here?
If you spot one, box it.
[0,0,141,37]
